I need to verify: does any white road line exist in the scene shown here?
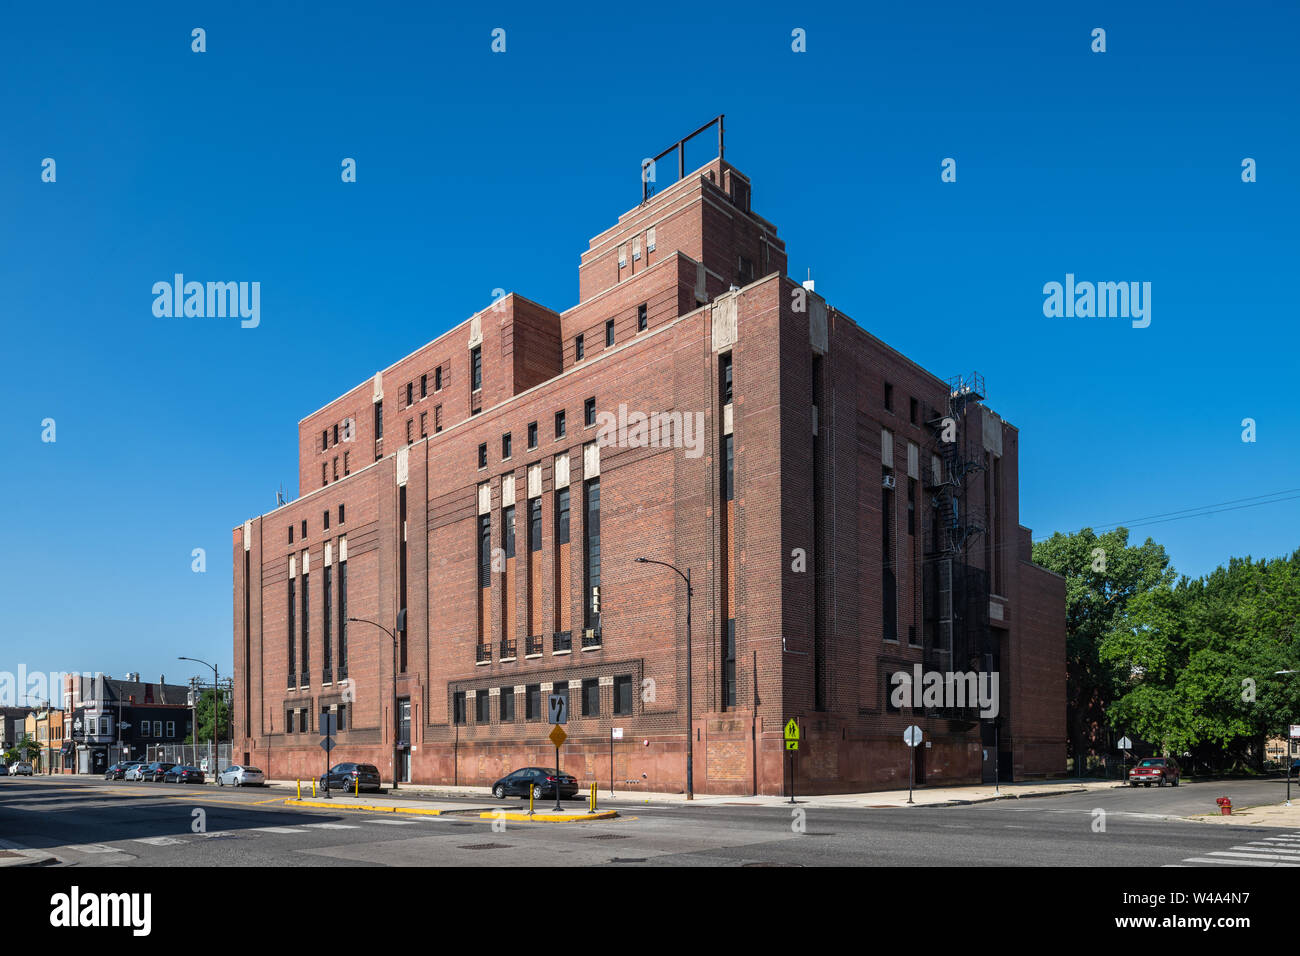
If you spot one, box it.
[365,818,419,825]
[301,823,359,830]
[132,837,185,846]
[251,826,309,833]
[62,844,119,853]
[1183,856,1299,867]
[1209,850,1300,862]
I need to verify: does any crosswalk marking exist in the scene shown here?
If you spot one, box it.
[1177,831,1300,867]
[302,823,359,830]
[365,818,419,825]
[251,826,309,833]
[132,837,185,846]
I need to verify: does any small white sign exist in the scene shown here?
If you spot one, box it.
[611,728,623,739]
[1289,725,1300,739]
[903,725,923,747]
[1117,736,1132,750]
[548,693,568,725]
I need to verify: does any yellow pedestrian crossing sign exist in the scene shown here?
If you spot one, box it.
[784,718,799,751]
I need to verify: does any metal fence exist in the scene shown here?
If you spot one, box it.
[131,743,233,772]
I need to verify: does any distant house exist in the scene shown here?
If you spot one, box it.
[63,674,192,773]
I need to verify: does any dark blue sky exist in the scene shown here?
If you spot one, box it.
[2,1,1296,685]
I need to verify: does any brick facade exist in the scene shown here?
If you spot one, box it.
[233,153,1066,795]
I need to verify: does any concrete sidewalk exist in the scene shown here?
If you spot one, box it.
[266,776,1117,809]
[1184,801,1300,829]
[0,839,59,867]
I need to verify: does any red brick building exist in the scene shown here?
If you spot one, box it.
[232,132,1066,795]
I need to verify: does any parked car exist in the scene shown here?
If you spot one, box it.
[0,764,8,776]
[318,763,382,793]
[138,761,177,782]
[8,762,33,777]
[162,765,205,784]
[104,761,143,780]
[217,765,265,787]
[491,767,579,800]
[124,762,149,781]
[1129,756,1180,787]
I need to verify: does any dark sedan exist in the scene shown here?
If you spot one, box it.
[491,767,579,800]
[162,765,206,784]
[104,761,143,780]
[140,761,177,782]
[319,762,383,793]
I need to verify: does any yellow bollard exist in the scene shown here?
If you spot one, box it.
[529,785,534,816]
[297,779,301,799]
[312,778,316,797]
[354,776,359,797]
[588,782,597,814]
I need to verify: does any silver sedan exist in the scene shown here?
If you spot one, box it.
[217,765,266,787]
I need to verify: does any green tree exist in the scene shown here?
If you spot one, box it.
[1031,527,1176,762]
[14,735,40,762]
[189,688,230,745]
[1103,552,1300,771]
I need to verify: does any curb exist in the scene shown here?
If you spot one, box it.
[0,840,60,867]
[284,798,448,816]
[479,809,619,823]
[931,786,1091,807]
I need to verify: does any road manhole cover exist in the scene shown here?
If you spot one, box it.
[458,843,511,850]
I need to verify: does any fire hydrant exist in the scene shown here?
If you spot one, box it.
[1216,797,1232,815]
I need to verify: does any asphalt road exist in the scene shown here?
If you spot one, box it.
[2,775,1295,867]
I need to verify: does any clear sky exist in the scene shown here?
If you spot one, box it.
[1,1,1296,689]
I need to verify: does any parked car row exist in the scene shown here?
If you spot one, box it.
[103,761,267,786]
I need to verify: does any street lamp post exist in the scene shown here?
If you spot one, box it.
[177,657,219,779]
[635,557,693,800]
[348,610,406,791]
[1276,670,1298,807]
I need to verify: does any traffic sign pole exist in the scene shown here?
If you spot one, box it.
[554,743,562,812]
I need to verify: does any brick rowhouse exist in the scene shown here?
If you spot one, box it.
[232,125,1066,795]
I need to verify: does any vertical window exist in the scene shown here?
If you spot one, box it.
[637,303,647,331]
[333,456,339,480]
[343,450,349,475]
[323,564,332,679]
[477,515,492,588]
[910,397,918,425]
[339,504,344,523]
[502,432,512,459]
[323,510,329,530]
[435,366,443,391]
[722,619,736,708]
[527,422,538,449]
[322,429,328,450]
[556,487,570,544]
[555,410,566,438]
[301,566,310,682]
[884,382,894,412]
[882,470,897,641]
[502,505,516,559]
[471,346,482,392]
[605,319,615,347]
[420,412,427,438]
[584,479,601,630]
[525,684,541,720]
[614,675,633,715]
[337,702,348,730]
[289,526,294,544]
[435,405,443,433]
[322,463,327,487]
[333,424,339,445]
[584,397,596,427]
[478,443,487,469]
[723,434,735,501]
[575,335,584,361]
[406,382,413,407]
[374,400,383,440]
[301,520,307,538]
[475,693,488,724]
[338,556,347,675]
[720,353,733,404]
[288,576,296,678]
[453,692,466,725]
[420,374,427,398]
[405,420,413,445]
[907,478,916,535]
[582,678,599,716]
[500,687,515,721]
[285,712,294,735]
[529,497,542,551]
